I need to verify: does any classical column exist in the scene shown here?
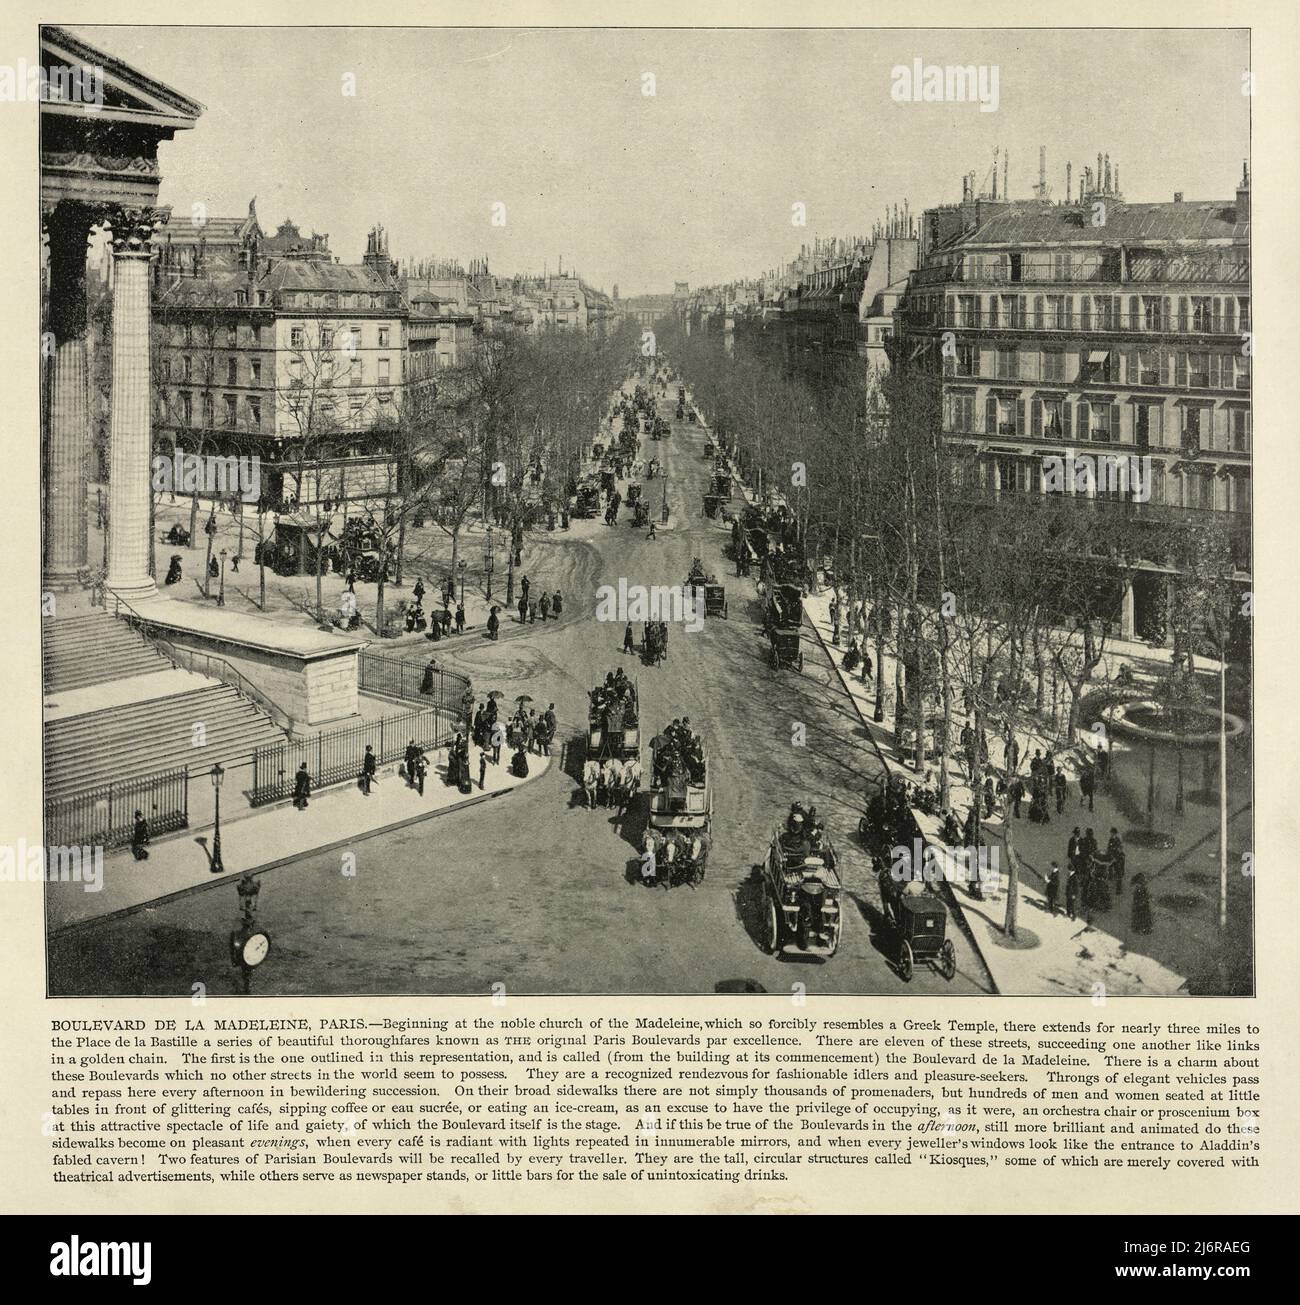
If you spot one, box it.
[105,207,166,601]
[43,207,92,589]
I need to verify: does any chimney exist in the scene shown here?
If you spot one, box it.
[1066,162,1072,204]
[1236,160,1250,222]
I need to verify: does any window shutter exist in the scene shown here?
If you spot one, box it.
[985,395,997,434]
[1016,400,1026,435]
[1162,297,1172,328]
[1128,295,1139,327]
[1175,352,1187,387]
[1034,296,1044,329]
[1079,401,1090,438]
[1032,400,1042,437]
[1178,298,1189,332]
[1063,401,1072,437]
[1080,296,1091,331]
[1111,404,1121,442]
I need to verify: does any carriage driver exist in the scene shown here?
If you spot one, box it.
[780,810,811,862]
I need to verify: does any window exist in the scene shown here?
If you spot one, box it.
[251,359,262,385]
[162,358,172,382]
[183,355,193,381]
[1142,296,1164,331]
[378,358,390,385]
[1138,348,1161,387]
[1182,405,1203,450]
[226,324,237,347]
[224,395,237,427]
[1042,347,1065,382]
[995,346,1019,380]
[349,360,362,387]
[1041,399,1065,437]
[184,324,193,346]
[1095,296,1118,331]
[1081,349,1114,384]
[1134,403,1160,448]
[226,358,237,386]
[349,327,362,354]
[956,393,976,431]
[378,327,390,347]
[321,327,334,350]
[248,398,261,429]
[1188,352,1210,388]
[181,393,192,425]
[957,295,979,328]
[1234,354,1251,392]
[290,326,305,349]
[1231,408,1251,453]
[1046,295,1068,330]
[1191,297,1214,332]
[203,396,213,427]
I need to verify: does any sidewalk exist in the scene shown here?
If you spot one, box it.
[802,589,1197,996]
[48,747,551,935]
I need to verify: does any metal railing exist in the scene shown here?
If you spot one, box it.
[45,767,189,850]
[250,704,456,806]
[904,309,1249,336]
[358,651,472,718]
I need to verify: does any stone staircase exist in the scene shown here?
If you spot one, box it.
[42,611,169,692]
[44,683,289,802]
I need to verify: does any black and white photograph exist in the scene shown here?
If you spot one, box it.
[35,21,1254,1000]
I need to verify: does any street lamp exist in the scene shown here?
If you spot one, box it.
[484,527,495,602]
[458,558,467,606]
[210,763,226,875]
[218,549,227,607]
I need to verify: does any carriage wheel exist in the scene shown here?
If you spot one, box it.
[762,894,780,955]
[899,940,914,982]
[826,910,842,957]
[940,939,957,982]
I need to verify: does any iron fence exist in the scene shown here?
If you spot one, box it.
[45,767,190,850]
[358,652,471,718]
[251,705,456,806]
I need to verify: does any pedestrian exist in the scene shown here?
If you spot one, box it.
[487,606,500,641]
[413,577,425,605]
[1096,742,1109,784]
[528,598,537,624]
[543,704,557,756]
[1068,826,1083,872]
[1009,775,1024,819]
[360,744,377,795]
[1006,735,1020,774]
[1107,828,1126,895]
[346,568,356,593]
[293,762,311,810]
[1080,764,1095,812]
[1054,767,1067,815]
[1045,861,1060,915]
[521,575,530,606]
[1131,873,1153,934]
[479,747,489,790]
[518,593,528,625]
[230,555,240,573]
[540,593,551,621]
[552,591,562,617]
[623,621,635,654]
[455,601,465,634]
[862,650,873,682]
[131,809,150,861]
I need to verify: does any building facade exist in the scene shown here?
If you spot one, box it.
[897,164,1251,637]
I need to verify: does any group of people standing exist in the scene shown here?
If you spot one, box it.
[516,576,562,625]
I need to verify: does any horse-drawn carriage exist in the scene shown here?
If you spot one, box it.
[643,620,668,664]
[756,819,843,958]
[572,482,601,519]
[633,500,650,528]
[646,458,662,480]
[764,582,804,671]
[704,580,728,619]
[644,731,712,888]
[875,862,957,982]
[587,679,639,762]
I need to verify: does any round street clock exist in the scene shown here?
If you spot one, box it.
[232,928,271,969]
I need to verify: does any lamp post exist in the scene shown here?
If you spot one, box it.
[218,549,227,607]
[484,527,495,602]
[210,763,226,875]
[458,558,467,606]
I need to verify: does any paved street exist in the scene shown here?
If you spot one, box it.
[50,392,993,997]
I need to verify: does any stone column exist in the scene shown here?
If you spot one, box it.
[105,207,166,601]
[43,208,92,589]
[1120,577,1136,641]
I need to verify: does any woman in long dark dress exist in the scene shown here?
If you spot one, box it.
[1130,873,1153,934]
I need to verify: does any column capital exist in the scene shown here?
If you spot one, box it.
[106,204,171,255]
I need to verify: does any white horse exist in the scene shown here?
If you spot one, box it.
[582,758,600,808]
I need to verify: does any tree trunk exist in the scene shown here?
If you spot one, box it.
[257,511,267,611]
[1003,813,1019,938]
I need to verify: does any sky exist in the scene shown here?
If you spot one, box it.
[73,25,1250,296]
